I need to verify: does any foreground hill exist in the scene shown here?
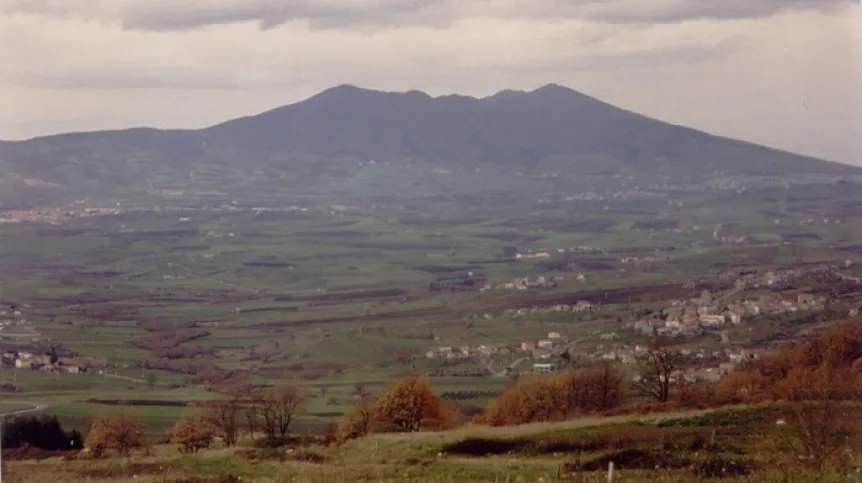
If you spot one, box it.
[5,405,860,482]
[0,84,858,208]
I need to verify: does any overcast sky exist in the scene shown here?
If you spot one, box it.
[1,0,860,165]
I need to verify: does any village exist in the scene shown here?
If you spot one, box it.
[0,307,96,376]
[423,326,758,384]
[0,350,90,374]
[424,261,862,384]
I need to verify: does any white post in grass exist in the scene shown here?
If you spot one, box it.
[607,461,614,483]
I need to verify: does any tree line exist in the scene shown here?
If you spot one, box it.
[1,414,83,450]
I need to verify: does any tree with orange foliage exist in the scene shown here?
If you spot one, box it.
[85,410,148,458]
[715,365,773,403]
[373,376,457,432]
[558,362,625,413]
[718,323,862,403]
[483,364,626,427]
[168,412,215,453]
[429,401,464,431]
[484,374,568,426]
[337,401,375,443]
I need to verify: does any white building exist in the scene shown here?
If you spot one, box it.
[533,363,557,374]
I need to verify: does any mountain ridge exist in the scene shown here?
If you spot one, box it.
[0,83,858,208]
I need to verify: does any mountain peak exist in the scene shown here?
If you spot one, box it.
[313,83,368,98]
[533,83,575,94]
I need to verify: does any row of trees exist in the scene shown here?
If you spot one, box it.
[78,384,306,457]
[337,364,628,439]
[1,414,83,450]
[168,384,305,453]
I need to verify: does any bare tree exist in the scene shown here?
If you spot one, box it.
[205,399,242,446]
[785,401,858,471]
[352,382,371,400]
[144,372,158,389]
[258,384,305,438]
[634,338,684,402]
[244,400,260,440]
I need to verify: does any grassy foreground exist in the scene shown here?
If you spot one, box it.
[5,405,861,482]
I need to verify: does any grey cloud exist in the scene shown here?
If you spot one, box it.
[583,0,850,24]
[0,0,851,31]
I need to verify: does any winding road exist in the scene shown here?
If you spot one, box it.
[0,402,50,418]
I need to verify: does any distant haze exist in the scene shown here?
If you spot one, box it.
[0,0,860,165]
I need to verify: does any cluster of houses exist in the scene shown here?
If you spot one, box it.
[480,275,561,292]
[0,309,42,343]
[518,332,568,361]
[531,341,757,382]
[499,300,594,319]
[625,290,826,338]
[514,251,551,260]
[1,351,89,374]
[425,344,507,361]
[425,331,572,363]
[426,263,855,384]
[620,256,658,266]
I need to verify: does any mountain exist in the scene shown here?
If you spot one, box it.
[0,84,857,208]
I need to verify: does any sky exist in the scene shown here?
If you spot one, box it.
[0,0,860,165]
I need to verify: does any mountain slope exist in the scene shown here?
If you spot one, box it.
[0,84,857,207]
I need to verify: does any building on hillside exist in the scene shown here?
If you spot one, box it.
[533,363,557,374]
[699,315,726,327]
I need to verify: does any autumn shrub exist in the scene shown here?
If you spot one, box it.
[373,376,458,432]
[717,323,862,403]
[714,367,773,403]
[168,412,215,454]
[558,363,626,413]
[483,374,568,426]
[85,411,148,458]
[429,401,465,430]
[674,382,717,408]
[337,402,375,443]
[483,364,625,427]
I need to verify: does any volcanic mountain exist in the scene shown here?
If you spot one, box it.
[0,84,856,207]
